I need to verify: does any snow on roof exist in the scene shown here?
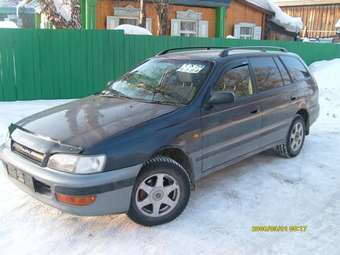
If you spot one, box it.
[0,0,18,8]
[247,0,273,11]
[336,19,340,28]
[52,0,72,22]
[272,0,340,7]
[0,0,36,8]
[247,0,303,33]
[114,25,152,35]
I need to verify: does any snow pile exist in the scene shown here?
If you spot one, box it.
[114,24,152,35]
[336,19,340,28]
[0,60,339,254]
[52,0,72,22]
[0,21,18,28]
[248,0,303,32]
[310,59,340,126]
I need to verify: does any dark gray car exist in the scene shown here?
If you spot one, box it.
[0,46,319,226]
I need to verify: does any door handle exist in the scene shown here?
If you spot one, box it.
[290,96,297,101]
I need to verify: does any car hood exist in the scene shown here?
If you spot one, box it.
[15,96,177,149]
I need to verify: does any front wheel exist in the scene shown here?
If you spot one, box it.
[275,115,306,158]
[127,156,191,226]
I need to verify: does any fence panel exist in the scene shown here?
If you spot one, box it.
[0,29,339,101]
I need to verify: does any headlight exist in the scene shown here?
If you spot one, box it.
[47,154,106,174]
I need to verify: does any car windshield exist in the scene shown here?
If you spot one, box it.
[102,59,212,105]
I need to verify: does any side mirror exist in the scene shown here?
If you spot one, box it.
[208,91,235,105]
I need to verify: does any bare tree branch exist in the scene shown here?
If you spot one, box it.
[23,0,81,28]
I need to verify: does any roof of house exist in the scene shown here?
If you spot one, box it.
[0,0,36,8]
[247,0,274,11]
[0,0,37,14]
[244,0,303,33]
[272,0,340,6]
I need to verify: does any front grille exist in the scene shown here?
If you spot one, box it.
[11,141,45,165]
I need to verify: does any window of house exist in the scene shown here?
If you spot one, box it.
[214,65,254,98]
[179,20,197,37]
[171,10,208,38]
[280,56,311,81]
[250,57,284,92]
[234,23,262,40]
[119,18,138,26]
[106,6,152,32]
[240,27,254,40]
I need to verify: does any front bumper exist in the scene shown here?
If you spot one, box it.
[0,145,141,216]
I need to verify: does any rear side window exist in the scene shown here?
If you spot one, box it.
[274,57,291,85]
[214,65,253,97]
[280,56,311,81]
[249,57,284,92]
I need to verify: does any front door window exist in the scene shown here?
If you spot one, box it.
[214,65,253,98]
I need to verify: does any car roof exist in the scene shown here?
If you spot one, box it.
[154,48,299,62]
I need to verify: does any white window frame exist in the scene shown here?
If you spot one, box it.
[107,5,152,32]
[171,9,208,38]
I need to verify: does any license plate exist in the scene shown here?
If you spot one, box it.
[7,164,35,191]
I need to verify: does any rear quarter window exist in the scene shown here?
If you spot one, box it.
[274,57,291,85]
[280,56,311,82]
[249,56,284,92]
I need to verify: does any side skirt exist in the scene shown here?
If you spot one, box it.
[199,140,285,179]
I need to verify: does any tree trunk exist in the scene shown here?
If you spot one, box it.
[154,0,169,35]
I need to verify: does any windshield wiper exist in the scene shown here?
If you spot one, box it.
[99,89,132,99]
[148,99,183,106]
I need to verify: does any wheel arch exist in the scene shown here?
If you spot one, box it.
[296,109,309,135]
[144,146,195,186]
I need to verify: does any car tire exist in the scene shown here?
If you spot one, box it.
[275,115,306,158]
[127,156,191,226]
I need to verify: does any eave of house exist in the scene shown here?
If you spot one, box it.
[268,20,298,35]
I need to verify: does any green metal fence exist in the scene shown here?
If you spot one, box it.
[0,29,339,101]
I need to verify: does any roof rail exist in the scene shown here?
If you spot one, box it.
[220,46,288,57]
[157,46,227,55]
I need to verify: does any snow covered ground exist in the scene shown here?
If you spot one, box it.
[0,59,340,255]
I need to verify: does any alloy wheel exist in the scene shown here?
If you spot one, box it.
[289,121,304,152]
[135,173,180,217]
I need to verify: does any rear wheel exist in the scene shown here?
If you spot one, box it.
[275,115,306,158]
[127,156,191,226]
